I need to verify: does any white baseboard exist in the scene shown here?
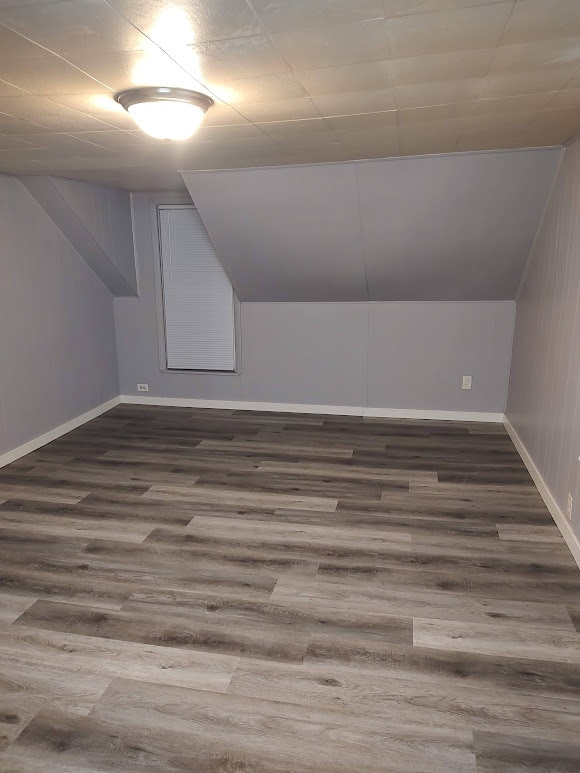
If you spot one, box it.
[0,396,122,469]
[121,394,504,423]
[363,407,504,422]
[504,417,580,569]
[0,395,505,472]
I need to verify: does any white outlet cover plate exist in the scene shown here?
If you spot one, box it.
[462,376,472,390]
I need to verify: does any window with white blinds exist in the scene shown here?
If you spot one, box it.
[158,206,235,371]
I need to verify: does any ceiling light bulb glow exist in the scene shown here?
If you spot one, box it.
[128,100,205,140]
[115,87,213,141]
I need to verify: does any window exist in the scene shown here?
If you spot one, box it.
[158,205,235,371]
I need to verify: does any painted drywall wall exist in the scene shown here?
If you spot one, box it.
[115,191,515,414]
[507,136,580,539]
[0,174,119,456]
[182,148,560,302]
[21,176,137,296]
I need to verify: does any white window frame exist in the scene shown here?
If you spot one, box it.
[150,197,241,375]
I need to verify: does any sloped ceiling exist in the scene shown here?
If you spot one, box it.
[182,147,561,302]
[20,175,137,296]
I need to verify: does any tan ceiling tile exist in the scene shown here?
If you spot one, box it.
[67,49,204,93]
[455,128,529,151]
[312,87,396,116]
[490,39,580,72]
[517,125,578,147]
[258,117,334,136]
[387,0,513,16]
[235,97,320,123]
[398,124,459,155]
[296,60,393,95]
[396,77,483,108]
[0,0,65,6]
[257,117,340,146]
[564,69,580,90]
[392,49,495,86]
[249,0,385,34]
[546,88,580,111]
[107,0,263,45]
[0,24,55,60]
[0,112,49,134]
[0,95,115,131]
[14,131,114,154]
[386,3,513,59]
[212,73,307,105]
[469,92,557,117]
[526,106,580,137]
[0,133,42,149]
[501,0,580,46]
[0,79,27,97]
[190,34,290,81]
[61,166,187,191]
[337,124,399,152]
[326,110,398,134]
[191,121,267,142]
[0,0,151,57]
[272,18,390,71]
[0,58,110,96]
[480,67,579,99]
[67,129,152,152]
[396,99,540,130]
[200,101,250,127]
[44,93,135,129]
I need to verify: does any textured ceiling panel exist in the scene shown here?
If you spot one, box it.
[183,163,368,301]
[182,148,560,302]
[0,0,577,188]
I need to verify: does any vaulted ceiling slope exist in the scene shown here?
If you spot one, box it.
[182,147,561,302]
[21,175,137,296]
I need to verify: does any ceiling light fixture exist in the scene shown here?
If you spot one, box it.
[115,86,214,141]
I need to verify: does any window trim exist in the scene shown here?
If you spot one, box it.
[149,196,242,376]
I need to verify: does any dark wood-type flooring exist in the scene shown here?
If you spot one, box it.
[0,405,579,772]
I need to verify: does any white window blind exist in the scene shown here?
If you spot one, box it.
[158,206,235,371]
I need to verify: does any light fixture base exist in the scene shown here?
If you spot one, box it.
[115,86,214,113]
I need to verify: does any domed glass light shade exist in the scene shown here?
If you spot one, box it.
[115,87,214,140]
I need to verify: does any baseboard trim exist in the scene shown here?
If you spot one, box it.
[363,407,504,422]
[504,417,580,569]
[121,394,504,422]
[0,396,122,469]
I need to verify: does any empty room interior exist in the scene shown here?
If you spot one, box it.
[1,0,580,771]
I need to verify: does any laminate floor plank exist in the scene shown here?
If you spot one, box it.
[0,594,37,624]
[473,731,580,772]
[142,484,339,512]
[14,596,311,663]
[272,576,575,628]
[227,658,580,743]
[3,681,476,773]
[414,617,580,663]
[0,625,238,692]
[0,406,578,771]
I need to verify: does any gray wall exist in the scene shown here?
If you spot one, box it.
[115,191,515,414]
[507,136,580,538]
[0,174,119,456]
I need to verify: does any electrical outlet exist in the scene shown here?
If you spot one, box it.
[462,375,473,390]
[137,383,149,392]
[566,493,574,521]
